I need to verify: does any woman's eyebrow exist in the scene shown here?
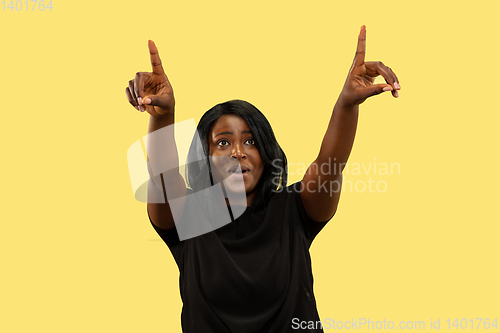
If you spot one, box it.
[214,130,251,138]
[215,131,232,138]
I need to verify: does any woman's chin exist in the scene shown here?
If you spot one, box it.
[222,177,247,194]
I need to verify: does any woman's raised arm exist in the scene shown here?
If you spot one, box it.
[301,25,401,222]
[126,40,186,230]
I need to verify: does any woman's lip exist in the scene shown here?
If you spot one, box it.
[228,170,250,180]
[228,164,250,173]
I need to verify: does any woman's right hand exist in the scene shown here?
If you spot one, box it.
[125,40,175,116]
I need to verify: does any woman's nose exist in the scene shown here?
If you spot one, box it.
[230,144,246,159]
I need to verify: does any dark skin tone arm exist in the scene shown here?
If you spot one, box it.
[126,40,186,230]
[301,25,401,222]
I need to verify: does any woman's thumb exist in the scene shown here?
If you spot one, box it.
[143,95,171,109]
[362,84,393,99]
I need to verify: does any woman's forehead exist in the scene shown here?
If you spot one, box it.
[211,114,251,136]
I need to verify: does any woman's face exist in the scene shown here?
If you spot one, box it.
[208,114,264,201]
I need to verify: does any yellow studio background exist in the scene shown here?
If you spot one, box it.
[1,0,498,332]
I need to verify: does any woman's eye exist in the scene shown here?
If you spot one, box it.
[245,139,255,145]
[217,140,229,146]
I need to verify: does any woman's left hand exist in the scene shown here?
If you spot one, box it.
[338,25,401,107]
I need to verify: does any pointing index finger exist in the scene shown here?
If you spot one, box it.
[148,40,166,76]
[354,25,366,67]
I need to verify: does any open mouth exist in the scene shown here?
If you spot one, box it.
[227,165,250,179]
